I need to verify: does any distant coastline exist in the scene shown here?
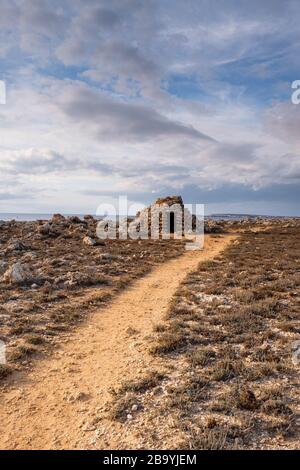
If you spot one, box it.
[0,212,296,222]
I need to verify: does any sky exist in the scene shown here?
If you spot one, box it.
[0,0,300,216]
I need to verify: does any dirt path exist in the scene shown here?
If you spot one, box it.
[0,235,235,450]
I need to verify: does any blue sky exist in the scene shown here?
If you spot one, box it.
[0,0,300,215]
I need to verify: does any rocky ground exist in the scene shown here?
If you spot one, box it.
[0,234,231,450]
[1,213,300,450]
[0,214,188,379]
[1,215,300,449]
[1,214,297,382]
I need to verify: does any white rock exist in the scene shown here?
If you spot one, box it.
[2,262,33,285]
[99,253,118,260]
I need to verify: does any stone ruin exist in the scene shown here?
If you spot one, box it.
[125,195,227,239]
[127,195,201,239]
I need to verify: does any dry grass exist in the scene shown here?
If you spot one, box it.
[108,221,300,449]
[0,364,12,379]
[116,371,165,395]
[0,217,186,380]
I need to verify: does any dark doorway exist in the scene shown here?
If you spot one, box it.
[170,212,175,234]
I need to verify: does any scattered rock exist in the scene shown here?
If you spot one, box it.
[38,223,51,236]
[51,214,66,223]
[82,423,97,432]
[2,262,34,285]
[7,240,29,252]
[99,253,118,261]
[204,220,225,234]
[65,391,90,403]
[196,292,227,303]
[63,270,103,288]
[0,260,8,273]
[84,215,95,222]
[83,235,97,246]
[68,216,86,225]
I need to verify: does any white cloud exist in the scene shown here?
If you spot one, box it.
[0,0,300,213]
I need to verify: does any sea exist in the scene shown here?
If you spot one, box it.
[0,213,85,221]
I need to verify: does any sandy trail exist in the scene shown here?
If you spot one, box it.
[0,235,235,450]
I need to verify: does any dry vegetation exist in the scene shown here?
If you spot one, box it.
[1,214,299,450]
[0,215,185,379]
[108,221,300,449]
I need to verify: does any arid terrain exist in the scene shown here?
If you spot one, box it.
[0,215,299,449]
[108,220,300,450]
[0,213,186,377]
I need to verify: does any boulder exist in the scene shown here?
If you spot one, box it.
[7,240,29,252]
[38,222,62,238]
[38,222,51,235]
[2,262,33,285]
[84,214,95,222]
[63,270,100,287]
[0,260,8,274]
[83,235,97,246]
[51,214,66,223]
[68,215,86,225]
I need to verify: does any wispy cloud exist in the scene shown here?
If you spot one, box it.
[0,0,299,214]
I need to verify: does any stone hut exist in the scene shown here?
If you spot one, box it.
[129,195,196,239]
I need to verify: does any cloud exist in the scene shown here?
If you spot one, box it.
[0,191,29,201]
[264,101,300,145]
[58,85,214,142]
[82,41,159,82]
[0,148,75,174]
[0,0,300,214]
[0,145,122,178]
[19,0,66,37]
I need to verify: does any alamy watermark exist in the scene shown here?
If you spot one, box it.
[95,196,204,250]
[0,80,6,104]
[291,80,300,104]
